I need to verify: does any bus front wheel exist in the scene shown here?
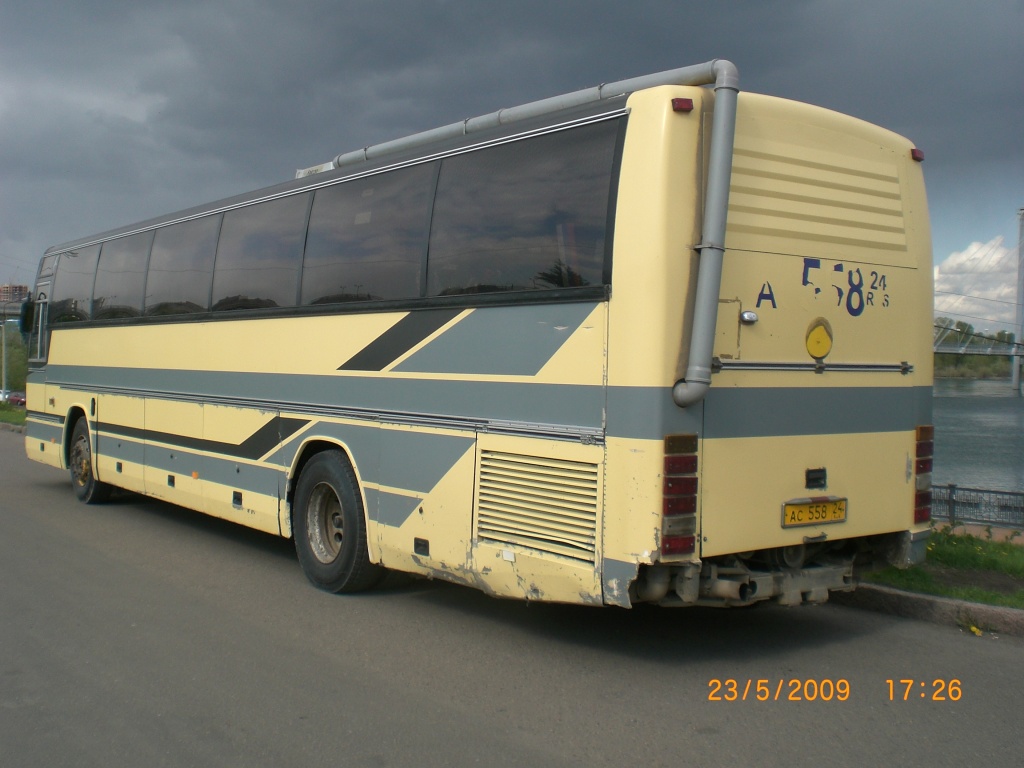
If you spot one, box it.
[292,450,383,593]
[69,418,112,504]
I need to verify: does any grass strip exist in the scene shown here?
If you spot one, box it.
[0,405,26,426]
[865,566,1024,610]
[866,526,1024,610]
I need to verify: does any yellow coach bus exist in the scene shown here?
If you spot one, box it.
[22,60,933,607]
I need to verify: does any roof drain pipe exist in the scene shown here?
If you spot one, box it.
[672,59,740,408]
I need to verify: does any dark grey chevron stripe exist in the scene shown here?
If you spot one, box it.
[338,308,463,371]
[100,416,310,461]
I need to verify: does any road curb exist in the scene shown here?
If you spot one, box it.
[831,583,1024,637]
[0,422,25,434]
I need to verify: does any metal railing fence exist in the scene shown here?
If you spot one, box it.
[931,484,1024,529]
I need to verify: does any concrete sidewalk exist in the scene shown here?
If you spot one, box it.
[832,583,1024,636]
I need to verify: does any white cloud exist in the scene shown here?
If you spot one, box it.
[934,237,1020,332]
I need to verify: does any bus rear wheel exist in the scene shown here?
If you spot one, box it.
[69,418,112,504]
[292,450,383,593]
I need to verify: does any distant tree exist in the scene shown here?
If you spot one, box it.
[1,323,27,392]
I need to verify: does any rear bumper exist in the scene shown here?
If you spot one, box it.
[629,527,929,608]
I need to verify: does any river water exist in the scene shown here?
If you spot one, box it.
[932,379,1024,492]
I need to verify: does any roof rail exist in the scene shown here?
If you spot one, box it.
[296,60,738,177]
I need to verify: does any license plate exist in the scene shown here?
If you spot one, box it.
[782,497,847,528]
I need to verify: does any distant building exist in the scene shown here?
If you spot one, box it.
[1,284,29,303]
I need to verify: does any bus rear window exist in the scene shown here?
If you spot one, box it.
[426,118,619,297]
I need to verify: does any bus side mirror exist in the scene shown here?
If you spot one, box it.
[19,299,34,334]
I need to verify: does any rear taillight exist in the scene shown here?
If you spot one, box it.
[914,425,933,524]
[662,434,698,556]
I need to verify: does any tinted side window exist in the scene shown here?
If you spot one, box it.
[211,192,311,311]
[301,163,434,304]
[146,215,221,315]
[427,119,620,296]
[49,244,100,324]
[93,231,153,319]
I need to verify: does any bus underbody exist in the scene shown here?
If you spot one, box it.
[631,530,927,607]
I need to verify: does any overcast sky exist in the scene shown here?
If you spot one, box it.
[1,1,1021,328]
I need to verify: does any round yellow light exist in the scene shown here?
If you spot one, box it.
[806,319,833,360]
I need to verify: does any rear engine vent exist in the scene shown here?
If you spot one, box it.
[477,450,599,563]
[727,142,908,262]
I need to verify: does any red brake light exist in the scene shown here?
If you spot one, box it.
[912,425,933,524]
[672,98,694,113]
[665,455,697,475]
[911,148,924,162]
[664,495,697,516]
[664,476,697,496]
[914,490,932,524]
[662,535,696,555]
[662,435,698,555]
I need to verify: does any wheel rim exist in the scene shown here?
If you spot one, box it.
[71,434,91,488]
[306,482,344,564]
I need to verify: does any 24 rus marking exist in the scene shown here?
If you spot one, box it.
[755,258,890,316]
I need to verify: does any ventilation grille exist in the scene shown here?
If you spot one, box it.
[477,450,599,563]
[726,142,908,260]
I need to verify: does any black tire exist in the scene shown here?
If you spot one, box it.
[292,450,384,593]
[69,418,112,504]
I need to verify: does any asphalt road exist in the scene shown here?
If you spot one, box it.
[1,427,1020,767]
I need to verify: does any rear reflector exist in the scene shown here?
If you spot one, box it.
[672,98,695,113]
[665,454,697,475]
[664,476,697,496]
[911,148,925,162]
[664,495,697,516]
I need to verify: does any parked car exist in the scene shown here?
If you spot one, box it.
[7,391,25,406]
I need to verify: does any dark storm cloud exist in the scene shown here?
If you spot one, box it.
[1,1,1021,288]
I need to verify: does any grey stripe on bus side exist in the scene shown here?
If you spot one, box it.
[701,385,933,439]
[45,365,607,434]
[41,363,932,440]
[364,488,424,529]
[266,419,475,497]
[83,416,474,530]
[393,301,597,376]
[25,420,64,444]
[608,385,932,439]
